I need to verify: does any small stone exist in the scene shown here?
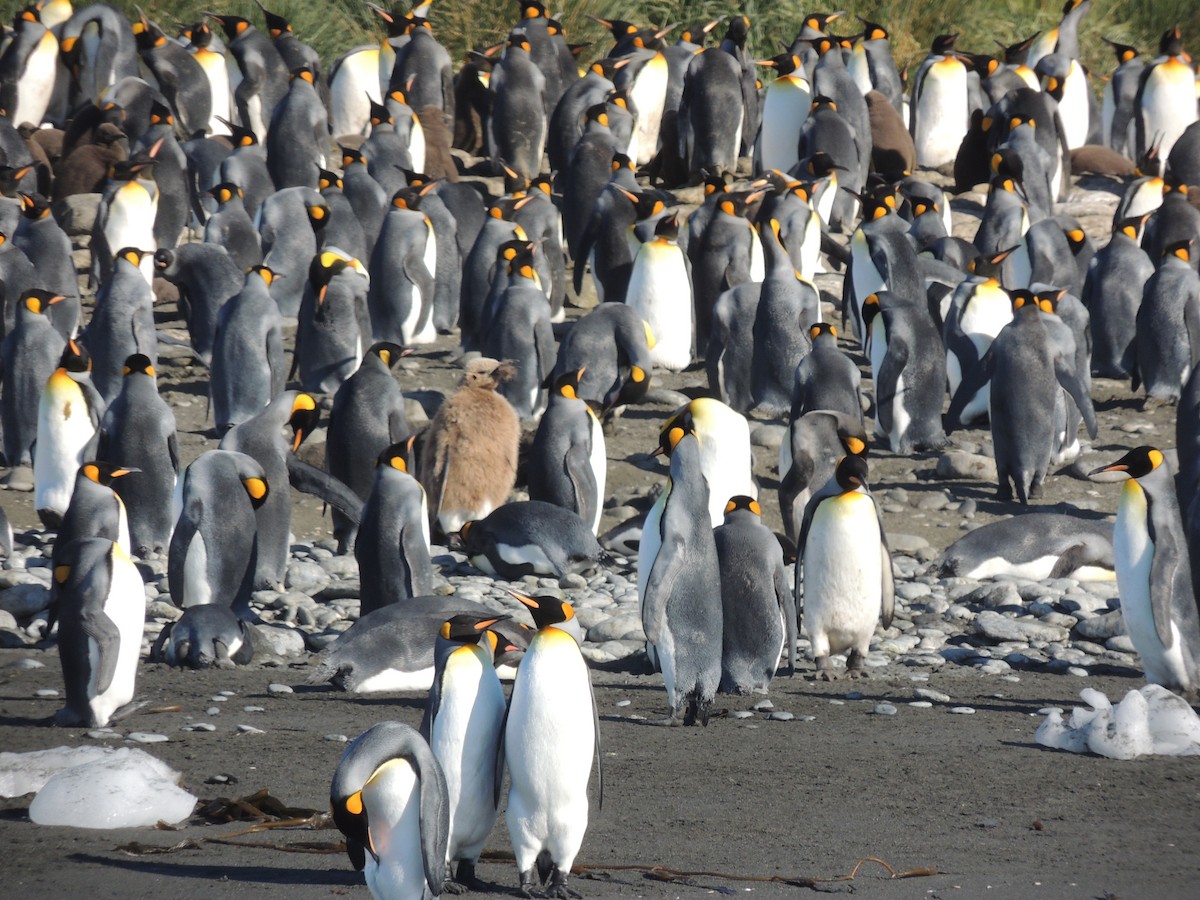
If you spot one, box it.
[87,729,120,740]
[949,706,976,715]
[207,707,221,715]
[324,734,349,743]
[7,657,44,670]
[886,534,930,553]
[1067,666,1089,677]
[845,691,865,700]
[731,710,755,719]
[267,683,294,695]
[935,451,997,482]
[615,699,631,707]
[797,715,816,722]
[752,699,774,711]
[242,705,265,713]
[185,723,217,732]
[559,573,588,589]
[127,732,169,743]
[873,703,898,715]
[909,701,933,709]
[914,687,950,702]
[960,581,1023,610]
[204,773,235,784]
[976,818,1000,828]
[211,695,228,702]
[35,688,59,698]
[237,724,265,734]
[750,424,786,450]
[768,711,795,721]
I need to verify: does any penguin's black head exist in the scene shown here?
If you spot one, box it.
[391,186,423,210]
[131,14,168,49]
[59,340,91,374]
[305,201,330,230]
[115,247,147,269]
[1164,239,1192,263]
[209,182,244,205]
[990,148,1025,182]
[18,192,51,219]
[1063,226,1088,253]
[611,152,634,174]
[368,341,407,369]
[1101,36,1138,65]
[838,427,869,459]
[1116,215,1149,241]
[208,14,251,41]
[340,144,365,167]
[506,243,538,280]
[498,159,528,193]
[80,461,138,487]
[583,103,610,129]
[702,170,732,196]
[551,367,586,400]
[439,613,510,644]
[153,247,174,273]
[288,394,319,452]
[717,191,759,220]
[931,33,959,54]
[368,98,393,127]
[248,264,278,287]
[858,17,889,42]
[996,32,1040,64]
[723,495,762,518]
[861,293,883,329]
[1089,446,1165,481]
[679,19,719,46]
[530,174,554,199]
[1163,176,1188,197]
[259,5,292,38]
[616,187,666,221]
[654,212,680,240]
[222,118,258,147]
[607,89,634,116]
[1160,25,1184,57]
[15,5,40,26]
[810,94,838,114]
[809,152,846,180]
[21,289,64,315]
[809,322,837,344]
[589,56,623,80]
[800,11,841,37]
[969,247,1015,279]
[861,185,898,220]
[1009,288,1037,312]
[189,21,214,49]
[377,435,417,473]
[834,453,870,492]
[291,65,317,85]
[654,410,695,458]
[123,353,155,378]
[508,590,577,631]
[521,1,548,20]
[149,101,173,128]
[1033,289,1063,314]
[590,16,637,39]
[963,54,999,77]
[506,31,532,54]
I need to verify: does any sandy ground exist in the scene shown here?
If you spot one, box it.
[2,178,1200,898]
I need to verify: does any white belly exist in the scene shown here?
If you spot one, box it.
[1141,60,1199,160]
[637,492,666,624]
[88,549,145,726]
[630,54,669,165]
[748,223,765,282]
[14,32,58,126]
[104,183,157,256]
[408,116,426,175]
[195,49,231,135]
[1125,179,1164,220]
[626,244,692,371]
[697,417,756,526]
[354,665,436,693]
[914,61,969,168]
[795,209,823,278]
[802,492,883,658]
[1057,61,1091,150]
[330,49,381,138]
[181,528,212,608]
[586,413,606,535]
[430,646,505,861]
[757,76,810,174]
[362,759,428,900]
[493,541,556,575]
[34,379,97,517]
[850,231,886,338]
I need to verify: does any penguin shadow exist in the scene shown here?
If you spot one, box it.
[1074,175,1128,199]
[286,684,428,710]
[948,196,985,222]
[68,853,361,887]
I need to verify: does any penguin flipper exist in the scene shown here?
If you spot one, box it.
[286,456,364,524]
[589,677,603,812]
[167,513,199,607]
[493,702,510,810]
[875,337,907,443]
[1052,354,1097,439]
[564,442,598,530]
[640,536,687,650]
[774,557,798,677]
[946,347,994,431]
[419,667,442,742]
[80,605,122,697]
[408,739,450,896]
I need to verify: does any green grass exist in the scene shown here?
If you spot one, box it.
[112,0,1200,82]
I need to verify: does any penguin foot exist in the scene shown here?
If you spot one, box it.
[546,867,581,899]
[441,878,469,895]
[518,869,543,897]
[846,651,869,679]
[452,862,490,892]
[845,667,870,680]
[814,657,840,681]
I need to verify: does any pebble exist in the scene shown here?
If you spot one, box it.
[873,703,898,716]
[237,724,265,734]
[87,729,120,740]
[185,723,217,732]
[949,707,976,715]
[1068,666,1090,677]
[768,711,795,721]
[35,688,58,698]
[324,734,349,742]
[207,707,221,716]
[615,699,631,707]
[211,695,228,702]
[753,699,774,710]
[243,705,265,712]
[909,701,933,709]
[914,687,950,702]
[127,732,169,743]
[731,710,755,719]
[846,691,864,700]
[267,683,294,695]
[7,658,44,670]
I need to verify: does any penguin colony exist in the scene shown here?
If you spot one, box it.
[2,0,1200,896]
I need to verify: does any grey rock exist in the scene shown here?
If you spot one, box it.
[974,610,1070,644]
[887,533,930,553]
[285,561,330,593]
[253,623,307,657]
[935,451,997,482]
[873,703,898,715]
[0,583,50,618]
[126,732,169,743]
[960,581,1023,610]
[1073,609,1125,640]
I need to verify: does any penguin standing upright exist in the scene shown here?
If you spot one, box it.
[779,409,867,546]
[326,342,411,554]
[639,421,722,724]
[502,591,600,896]
[99,354,178,558]
[1082,215,1153,378]
[796,454,893,680]
[528,368,606,535]
[153,244,243,366]
[1134,26,1199,162]
[209,265,285,433]
[136,104,192,253]
[330,721,449,899]
[266,65,329,189]
[910,35,970,169]
[483,245,557,421]
[52,463,134,568]
[35,341,104,528]
[678,42,744,179]
[420,612,507,893]
[714,495,796,695]
[1090,448,1200,699]
[0,289,64,468]
[388,14,454,123]
[399,171,462,332]
[186,20,232,136]
[339,145,388,260]
[58,4,140,109]
[13,192,78,337]
[754,53,811,175]
[294,249,371,394]
[625,212,691,372]
[0,6,60,129]
[52,537,144,728]
[130,14,211,140]
[89,157,158,290]
[204,182,262,271]
[368,187,437,346]
[690,190,760,351]
[488,32,546,182]
[210,13,289,142]
[1132,241,1200,409]
[417,358,520,537]
[82,248,155,404]
[257,186,329,317]
[219,120,273,218]
[944,252,1015,424]
[356,439,433,615]
[1101,38,1142,156]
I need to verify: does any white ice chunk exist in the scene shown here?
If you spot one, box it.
[28,747,196,828]
[1035,686,1200,758]
[0,746,113,797]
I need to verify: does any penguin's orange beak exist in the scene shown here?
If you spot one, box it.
[506,589,539,610]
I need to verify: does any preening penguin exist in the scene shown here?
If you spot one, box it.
[1091,448,1200,700]
[331,721,450,899]
[796,454,894,680]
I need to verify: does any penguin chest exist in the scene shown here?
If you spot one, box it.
[699,427,756,527]
[585,412,607,535]
[627,241,691,371]
[408,116,427,174]
[89,551,145,724]
[35,374,96,514]
[506,630,594,803]
[1058,61,1091,150]
[914,60,968,167]
[748,223,765,282]
[361,759,427,899]
[431,647,505,851]
[329,48,381,137]
[758,77,811,173]
[802,492,883,654]
[105,181,157,252]
[195,49,232,131]
[637,490,667,609]
[1142,59,1200,158]
[14,30,59,125]
[629,53,670,165]
[1114,480,1188,687]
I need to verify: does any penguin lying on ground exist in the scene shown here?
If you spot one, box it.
[151,604,256,669]
[459,501,610,580]
[936,513,1115,580]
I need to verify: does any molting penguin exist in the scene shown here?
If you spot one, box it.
[714,495,797,695]
[638,422,723,725]
[356,438,433,615]
[1090,448,1200,699]
[294,248,371,395]
[795,453,894,680]
[52,537,145,728]
[501,590,600,896]
[330,721,449,899]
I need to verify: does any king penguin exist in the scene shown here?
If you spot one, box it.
[795,453,894,680]
[714,495,797,695]
[624,212,691,372]
[1090,447,1200,699]
[910,34,970,169]
[52,537,145,728]
[1134,26,1199,162]
[660,398,757,527]
[528,368,606,535]
[209,265,285,434]
[330,721,450,899]
[488,31,546,182]
[35,340,104,528]
[639,420,723,725]
[501,590,600,897]
[754,53,811,175]
[420,612,508,893]
[0,289,65,468]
